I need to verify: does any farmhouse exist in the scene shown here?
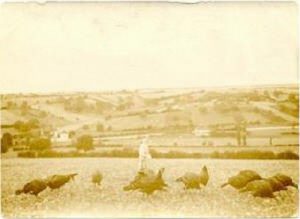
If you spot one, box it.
[51,130,71,145]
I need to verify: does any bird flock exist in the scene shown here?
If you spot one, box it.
[15,166,298,199]
[221,170,298,198]
[15,173,78,196]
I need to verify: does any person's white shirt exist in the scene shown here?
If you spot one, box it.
[139,138,151,159]
[138,137,151,171]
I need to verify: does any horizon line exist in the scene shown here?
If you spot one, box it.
[1,82,298,96]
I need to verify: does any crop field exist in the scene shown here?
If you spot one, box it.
[2,158,299,218]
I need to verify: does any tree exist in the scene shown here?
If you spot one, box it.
[69,131,76,138]
[6,101,16,109]
[29,138,51,151]
[76,135,94,152]
[14,121,29,132]
[14,119,39,132]
[288,93,296,102]
[1,133,13,153]
[27,119,40,129]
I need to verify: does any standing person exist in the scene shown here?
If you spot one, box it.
[138,136,152,173]
[269,137,273,146]
[241,121,247,146]
[236,122,241,146]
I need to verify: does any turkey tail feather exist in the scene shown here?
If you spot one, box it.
[69,173,78,179]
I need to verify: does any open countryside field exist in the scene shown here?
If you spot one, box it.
[1,2,299,218]
[2,158,298,218]
[1,86,299,218]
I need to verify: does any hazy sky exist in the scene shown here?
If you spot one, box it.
[0,2,298,93]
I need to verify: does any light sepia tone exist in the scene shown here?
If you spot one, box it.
[0,1,299,218]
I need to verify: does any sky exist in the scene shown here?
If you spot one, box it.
[0,2,298,93]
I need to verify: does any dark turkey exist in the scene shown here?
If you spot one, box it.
[46,173,78,190]
[123,168,167,195]
[138,168,168,195]
[272,173,298,189]
[123,169,155,191]
[266,176,287,192]
[221,170,261,189]
[239,179,274,198]
[176,166,209,189]
[15,179,47,196]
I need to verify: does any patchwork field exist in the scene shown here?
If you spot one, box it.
[2,158,298,218]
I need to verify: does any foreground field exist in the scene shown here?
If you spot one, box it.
[2,158,299,218]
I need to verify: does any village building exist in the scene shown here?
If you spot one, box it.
[51,130,72,146]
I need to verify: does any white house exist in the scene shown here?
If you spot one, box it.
[51,130,71,145]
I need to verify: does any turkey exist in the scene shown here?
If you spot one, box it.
[266,176,287,192]
[272,173,298,189]
[123,168,167,195]
[176,166,209,189]
[239,179,274,198]
[123,169,156,191]
[138,168,168,195]
[15,179,47,196]
[46,173,78,190]
[92,171,103,186]
[221,170,261,189]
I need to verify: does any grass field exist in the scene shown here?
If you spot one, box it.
[2,158,298,218]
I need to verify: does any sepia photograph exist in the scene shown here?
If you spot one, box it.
[0,1,299,218]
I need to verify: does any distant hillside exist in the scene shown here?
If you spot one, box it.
[1,84,298,134]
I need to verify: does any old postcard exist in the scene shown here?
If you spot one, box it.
[0,1,298,218]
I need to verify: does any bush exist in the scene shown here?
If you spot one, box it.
[209,150,277,160]
[29,138,51,151]
[76,135,94,152]
[14,121,29,132]
[27,119,40,129]
[38,150,60,157]
[69,131,76,138]
[17,151,36,158]
[14,119,40,132]
[1,142,9,153]
[277,151,299,159]
[1,133,13,153]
